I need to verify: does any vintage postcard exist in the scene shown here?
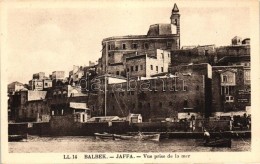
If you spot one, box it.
[1,0,259,163]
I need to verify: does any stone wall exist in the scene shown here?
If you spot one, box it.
[103,74,206,121]
[216,45,250,58]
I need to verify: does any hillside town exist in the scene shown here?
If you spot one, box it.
[8,4,251,136]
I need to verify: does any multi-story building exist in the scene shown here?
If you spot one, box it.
[99,3,181,76]
[52,71,65,81]
[32,72,46,80]
[9,90,51,122]
[49,84,96,117]
[210,36,251,117]
[125,49,171,78]
[43,79,53,89]
[69,65,84,85]
[30,72,52,90]
[211,65,250,117]
[96,63,212,121]
[51,71,66,87]
[170,37,250,67]
[8,81,25,94]
[29,79,44,91]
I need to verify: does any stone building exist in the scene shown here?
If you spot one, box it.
[29,79,44,91]
[217,55,250,67]
[216,37,250,59]
[99,3,181,76]
[171,45,216,66]
[9,90,51,122]
[96,64,212,121]
[8,81,25,94]
[170,37,250,67]
[29,72,52,91]
[43,79,53,89]
[125,49,171,78]
[49,84,97,117]
[52,71,65,81]
[210,36,251,117]
[33,72,46,80]
[211,65,250,117]
[69,65,84,85]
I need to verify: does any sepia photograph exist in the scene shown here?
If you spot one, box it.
[1,0,259,163]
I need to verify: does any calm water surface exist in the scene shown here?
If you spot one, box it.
[9,135,251,153]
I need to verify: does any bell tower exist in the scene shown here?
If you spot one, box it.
[170,3,180,35]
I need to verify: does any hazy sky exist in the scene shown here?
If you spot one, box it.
[5,1,250,83]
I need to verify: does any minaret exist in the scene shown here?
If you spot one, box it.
[170,3,180,35]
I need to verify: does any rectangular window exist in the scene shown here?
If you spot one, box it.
[116,71,120,75]
[131,66,134,71]
[183,80,187,91]
[156,66,158,72]
[225,87,229,95]
[159,102,162,108]
[147,103,150,108]
[140,65,143,70]
[205,50,209,56]
[161,67,164,72]
[122,43,126,49]
[167,42,172,48]
[222,75,228,83]
[135,65,138,71]
[144,43,149,49]
[108,45,111,50]
[132,43,138,49]
[225,96,234,102]
[127,68,129,72]
[151,65,153,70]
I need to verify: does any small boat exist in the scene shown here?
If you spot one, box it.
[204,138,231,148]
[94,132,114,139]
[8,134,28,142]
[114,133,160,142]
